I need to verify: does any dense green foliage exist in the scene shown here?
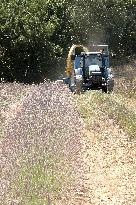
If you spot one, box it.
[0,0,136,82]
[0,0,74,82]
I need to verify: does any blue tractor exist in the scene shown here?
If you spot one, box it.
[64,44,114,93]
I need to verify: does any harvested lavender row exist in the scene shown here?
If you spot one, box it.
[0,81,84,204]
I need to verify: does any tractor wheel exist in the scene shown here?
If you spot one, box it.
[102,78,114,94]
[69,79,83,94]
[102,86,108,93]
[75,79,83,94]
[108,79,114,93]
[69,71,83,94]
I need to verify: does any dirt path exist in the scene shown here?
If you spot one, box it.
[65,118,136,205]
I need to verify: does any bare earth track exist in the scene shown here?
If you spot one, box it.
[65,119,136,205]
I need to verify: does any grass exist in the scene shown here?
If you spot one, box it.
[75,92,136,139]
[75,62,136,139]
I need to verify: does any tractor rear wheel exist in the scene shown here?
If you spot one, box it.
[69,68,83,94]
[102,78,114,94]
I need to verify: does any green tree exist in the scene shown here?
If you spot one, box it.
[0,0,135,82]
[85,0,136,56]
[0,0,75,82]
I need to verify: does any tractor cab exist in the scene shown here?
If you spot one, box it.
[79,52,109,79]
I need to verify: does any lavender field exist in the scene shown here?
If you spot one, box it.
[0,62,136,205]
[0,81,84,204]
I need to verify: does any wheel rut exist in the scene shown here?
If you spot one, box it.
[64,118,136,205]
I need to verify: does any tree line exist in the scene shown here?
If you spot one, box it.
[0,0,136,82]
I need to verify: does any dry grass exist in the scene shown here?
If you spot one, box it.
[75,61,136,139]
[113,61,136,99]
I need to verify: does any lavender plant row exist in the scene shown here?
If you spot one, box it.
[0,81,84,204]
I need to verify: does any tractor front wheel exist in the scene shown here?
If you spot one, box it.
[75,79,83,94]
[102,86,108,93]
